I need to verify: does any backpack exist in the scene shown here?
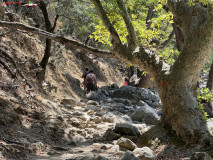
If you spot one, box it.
[86,73,95,84]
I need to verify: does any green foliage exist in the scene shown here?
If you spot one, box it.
[142,71,147,77]
[126,64,132,68]
[91,0,180,65]
[197,88,213,120]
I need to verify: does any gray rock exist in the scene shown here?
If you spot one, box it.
[86,91,107,102]
[113,98,132,106]
[29,142,45,154]
[131,104,160,125]
[102,112,117,123]
[114,123,141,136]
[87,100,99,106]
[120,85,137,93]
[102,98,115,104]
[117,137,137,151]
[121,151,139,160]
[94,116,102,124]
[61,98,77,106]
[110,86,160,105]
[85,105,101,112]
[207,118,213,135]
[96,155,110,160]
[190,152,213,160]
[110,83,119,90]
[101,88,109,97]
[103,128,121,141]
[122,115,132,123]
[133,147,156,160]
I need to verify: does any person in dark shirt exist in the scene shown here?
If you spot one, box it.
[85,70,98,94]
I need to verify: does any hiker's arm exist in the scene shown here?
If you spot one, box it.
[94,76,97,86]
[85,76,88,86]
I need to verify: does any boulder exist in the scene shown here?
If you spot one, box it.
[131,104,160,125]
[87,100,99,106]
[113,98,132,106]
[61,98,77,106]
[207,118,213,135]
[29,142,45,154]
[133,147,156,160]
[117,137,137,151]
[85,105,101,112]
[190,152,213,160]
[114,123,141,136]
[121,151,139,160]
[110,86,160,105]
[85,91,107,102]
[102,112,117,123]
[96,156,110,160]
[110,83,119,90]
[103,128,121,141]
[94,116,102,124]
[102,112,133,123]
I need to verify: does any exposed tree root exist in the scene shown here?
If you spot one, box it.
[0,47,32,88]
[0,59,16,78]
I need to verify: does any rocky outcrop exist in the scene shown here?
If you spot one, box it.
[131,103,160,125]
[114,123,141,136]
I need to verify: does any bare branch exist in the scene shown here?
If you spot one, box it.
[115,0,137,49]
[91,0,122,46]
[51,14,59,32]
[146,5,154,29]
[0,21,113,58]
[0,47,32,88]
[0,59,16,78]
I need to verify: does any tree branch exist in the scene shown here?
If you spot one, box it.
[38,0,52,31]
[0,59,16,78]
[159,30,174,49]
[51,14,59,32]
[0,21,113,58]
[167,0,189,28]
[112,44,170,82]
[115,0,137,49]
[0,47,32,88]
[146,5,154,29]
[91,0,122,47]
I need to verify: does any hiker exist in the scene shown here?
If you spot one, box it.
[82,68,89,94]
[124,76,129,85]
[85,70,97,94]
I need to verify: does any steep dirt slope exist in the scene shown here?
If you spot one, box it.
[0,27,125,159]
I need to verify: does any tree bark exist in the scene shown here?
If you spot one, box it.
[157,75,209,143]
[207,60,213,91]
[172,23,184,52]
[38,0,59,83]
[146,5,154,29]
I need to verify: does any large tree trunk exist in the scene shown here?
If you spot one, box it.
[39,39,52,70]
[157,78,209,143]
[37,0,58,83]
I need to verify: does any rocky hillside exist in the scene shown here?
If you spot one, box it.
[0,28,213,160]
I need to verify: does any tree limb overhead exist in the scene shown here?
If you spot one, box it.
[0,21,113,58]
[91,0,122,47]
[115,0,137,50]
